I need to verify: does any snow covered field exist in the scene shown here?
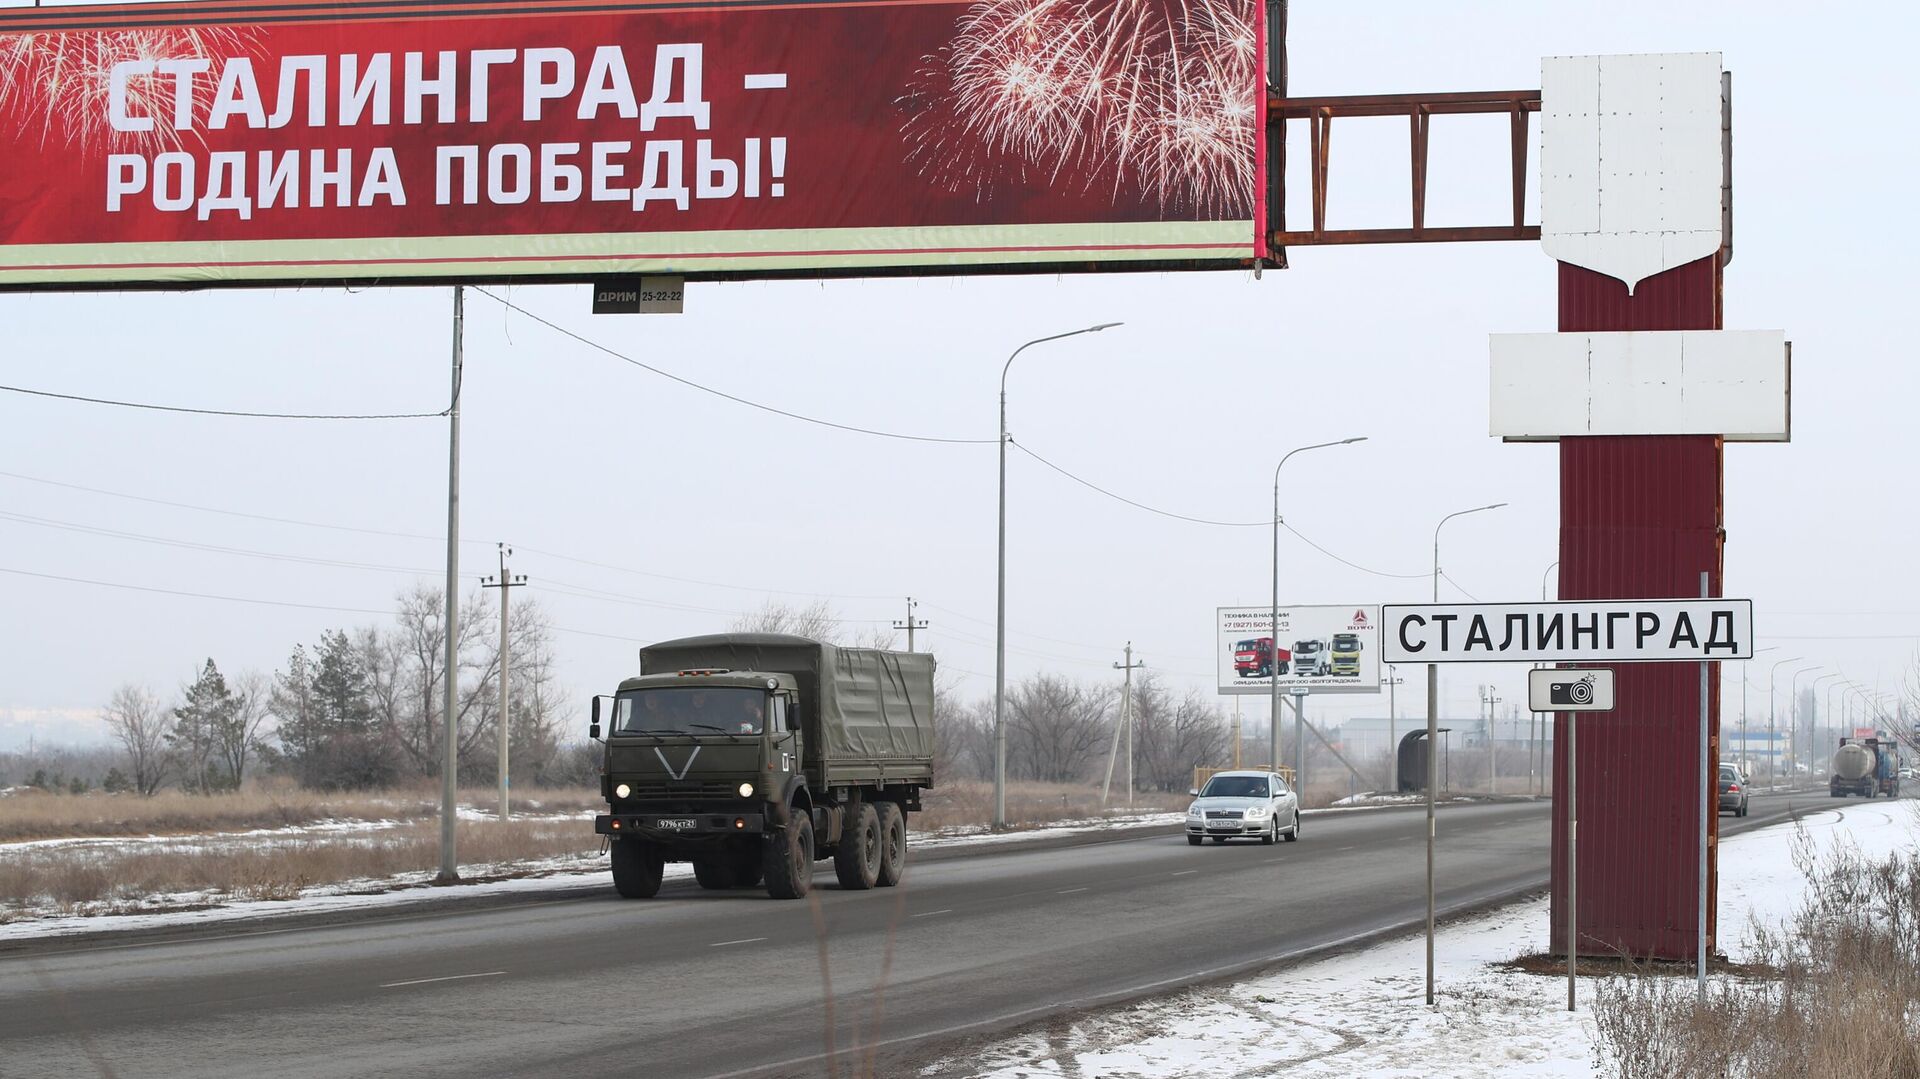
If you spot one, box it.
[0,806,1190,941]
[932,799,1920,1079]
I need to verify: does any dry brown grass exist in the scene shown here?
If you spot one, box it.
[1591,826,1920,1079]
[0,784,602,843]
[912,780,1188,833]
[0,817,603,919]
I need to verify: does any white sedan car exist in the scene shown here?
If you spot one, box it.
[1186,770,1301,845]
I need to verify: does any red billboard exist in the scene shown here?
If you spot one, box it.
[0,0,1265,288]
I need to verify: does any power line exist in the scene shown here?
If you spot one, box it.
[0,469,448,543]
[0,509,437,575]
[1282,523,1429,580]
[0,382,448,420]
[1009,439,1266,527]
[1009,439,1434,580]
[0,565,393,615]
[471,287,995,446]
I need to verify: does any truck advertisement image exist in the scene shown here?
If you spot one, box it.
[1215,606,1381,695]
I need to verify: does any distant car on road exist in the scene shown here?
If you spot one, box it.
[1186,770,1300,845]
[1717,764,1749,817]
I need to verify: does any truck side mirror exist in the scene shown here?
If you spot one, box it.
[590,697,603,741]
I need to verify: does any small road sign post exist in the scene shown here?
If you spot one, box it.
[1529,666,1616,1012]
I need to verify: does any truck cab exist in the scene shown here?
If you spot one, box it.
[1292,639,1329,678]
[1234,637,1288,678]
[1329,632,1363,677]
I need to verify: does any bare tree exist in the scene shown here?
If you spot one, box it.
[731,598,843,641]
[104,684,172,796]
[218,671,274,786]
[1007,674,1111,783]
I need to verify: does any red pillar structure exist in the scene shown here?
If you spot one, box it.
[1550,256,1726,959]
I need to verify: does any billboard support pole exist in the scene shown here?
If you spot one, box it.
[437,285,464,884]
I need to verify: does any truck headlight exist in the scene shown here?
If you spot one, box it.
[614,783,631,799]
[737,782,754,798]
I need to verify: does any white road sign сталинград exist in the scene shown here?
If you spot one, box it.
[1382,600,1753,665]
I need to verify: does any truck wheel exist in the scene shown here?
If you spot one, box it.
[610,838,665,899]
[731,847,764,888]
[874,802,907,888]
[763,813,814,900]
[834,803,881,890]
[692,855,736,890]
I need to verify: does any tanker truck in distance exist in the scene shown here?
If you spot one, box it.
[590,634,935,900]
[1829,735,1902,799]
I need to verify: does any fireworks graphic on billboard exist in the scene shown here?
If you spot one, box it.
[0,28,254,155]
[900,0,1259,216]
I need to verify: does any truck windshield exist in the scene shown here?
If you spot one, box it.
[614,687,765,735]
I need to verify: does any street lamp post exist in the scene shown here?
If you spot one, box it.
[1812,671,1843,764]
[994,323,1121,830]
[1737,647,1778,778]
[1426,501,1506,1006]
[1770,660,1809,785]
[1270,438,1366,788]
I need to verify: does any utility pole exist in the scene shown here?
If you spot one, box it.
[438,286,464,884]
[482,543,527,821]
[1102,644,1145,807]
[1480,686,1502,795]
[893,597,929,652]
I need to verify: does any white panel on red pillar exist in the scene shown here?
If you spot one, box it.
[1489,330,1789,442]
[1540,52,1725,293]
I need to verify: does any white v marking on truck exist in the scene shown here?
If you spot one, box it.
[655,745,702,781]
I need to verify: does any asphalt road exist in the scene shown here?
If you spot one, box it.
[0,792,1818,1079]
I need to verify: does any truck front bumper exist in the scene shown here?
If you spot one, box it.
[597,813,767,839]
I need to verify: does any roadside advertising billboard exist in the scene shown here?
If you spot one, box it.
[1216,605,1380,696]
[0,0,1266,289]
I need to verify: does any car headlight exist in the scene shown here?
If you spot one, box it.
[1186,806,1202,818]
[737,782,755,798]
[1244,806,1269,819]
[614,783,631,800]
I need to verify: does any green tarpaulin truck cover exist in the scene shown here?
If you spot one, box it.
[638,633,935,782]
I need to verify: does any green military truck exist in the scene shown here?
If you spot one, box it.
[591,633,936,900]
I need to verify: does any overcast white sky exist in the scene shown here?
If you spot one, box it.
[4,0,1916,750]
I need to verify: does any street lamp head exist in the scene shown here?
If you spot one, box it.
[1088,322,1123,332]
[1339,436,1368,445]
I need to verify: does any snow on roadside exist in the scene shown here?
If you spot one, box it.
[0,809,1193,941]
[937,800,1919,1079]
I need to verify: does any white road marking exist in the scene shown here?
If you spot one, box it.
[710,937,768,948]
[913,909,953,918]
[1336,845,1356,852]
[1171,870,1199,877]
[380,971,505,989]
[1057,887,1089,895]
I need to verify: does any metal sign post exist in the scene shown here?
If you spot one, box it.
[1526,666,1614,1013]
[1698,572,1711,1003]
[1567,709,1578,1011]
